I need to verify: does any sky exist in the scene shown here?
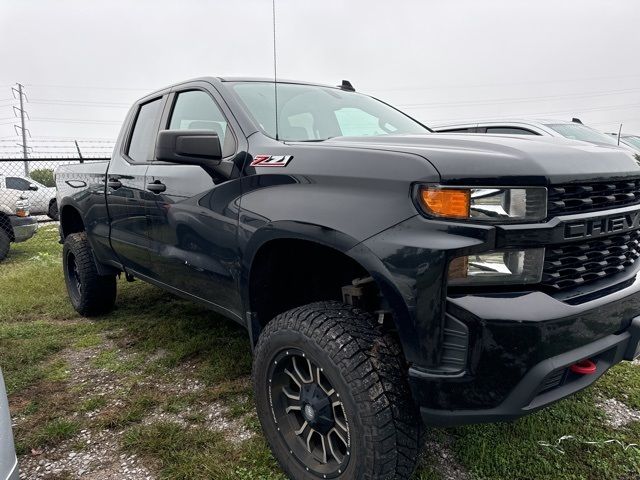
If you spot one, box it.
[1,0,639,157]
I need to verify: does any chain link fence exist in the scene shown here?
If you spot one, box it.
[0,157,108,262]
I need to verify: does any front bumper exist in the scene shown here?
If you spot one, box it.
[413,315,640,426]
[9,216,37,243]
[361,211,640,427]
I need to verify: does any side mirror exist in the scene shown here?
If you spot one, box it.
[29,184,38,191]
[155,130,223,166]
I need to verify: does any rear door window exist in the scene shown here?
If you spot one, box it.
[486,127,538,135]
[127,98,163,163]
[6,177,31,190]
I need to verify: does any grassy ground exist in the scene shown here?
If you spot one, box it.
[1,227,639,479]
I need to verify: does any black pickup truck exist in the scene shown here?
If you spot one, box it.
[56,77,640,480]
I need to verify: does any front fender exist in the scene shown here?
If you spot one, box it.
[240,220,418,362]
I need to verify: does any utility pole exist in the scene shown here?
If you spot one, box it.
[11,83,30,175]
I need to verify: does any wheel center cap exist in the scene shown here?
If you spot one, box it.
[303,404,316,422]
[298,383,334,434]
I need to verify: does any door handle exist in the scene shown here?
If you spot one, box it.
[107,178,122,189]
[147,181,166,194]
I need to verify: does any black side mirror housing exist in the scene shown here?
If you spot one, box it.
[29,184,38,191]
[155,130,223,166]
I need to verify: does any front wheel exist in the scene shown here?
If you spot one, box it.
[253,301,423,480]
[63,232,116,316]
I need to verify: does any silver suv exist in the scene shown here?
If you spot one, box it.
[432,118,634,150]
[608,134,640,153]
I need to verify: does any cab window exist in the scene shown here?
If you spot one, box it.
[127,98,163,162]
[169,90,236,157]
[486,127,537,135]
[438,127,476,133]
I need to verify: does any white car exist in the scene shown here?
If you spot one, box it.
[432,118,637,152]
[0,176,58,220]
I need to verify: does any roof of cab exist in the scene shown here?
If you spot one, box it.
[138,76,343,101]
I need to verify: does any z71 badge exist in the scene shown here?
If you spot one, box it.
[250,155,293,167]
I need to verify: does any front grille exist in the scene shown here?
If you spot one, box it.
[548,179,640,217]
[542,230,640,290]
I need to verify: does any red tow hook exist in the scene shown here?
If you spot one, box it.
[570,359,597,375]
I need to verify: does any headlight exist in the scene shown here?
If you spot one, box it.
[417,186,547,222]
[448,248,545,286]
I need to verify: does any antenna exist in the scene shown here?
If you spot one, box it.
[272,0,279,141]
[618,123,623,146]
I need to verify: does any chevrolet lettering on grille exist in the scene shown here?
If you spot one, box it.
[564,210,640,240]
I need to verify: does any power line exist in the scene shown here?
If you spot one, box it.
[5,135,117,141]
[397,87,640,109]
[25,83,154,92]
[370,73,640,93]
[29,99,131,108]
[30,117,123,125]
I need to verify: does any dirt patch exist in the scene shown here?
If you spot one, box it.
[62,344,122,398]
[596,396,640,428]
[141,400,254,445]
[19,429,154,480]
[420,434,471,480]
[16,333,254,479]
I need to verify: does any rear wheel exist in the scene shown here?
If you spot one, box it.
[253,301,423,480]
[0,229,10,262]
[63,232,116,316]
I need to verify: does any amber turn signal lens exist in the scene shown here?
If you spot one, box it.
[419,188,470,218]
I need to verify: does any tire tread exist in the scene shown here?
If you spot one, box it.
[254,301,423,480]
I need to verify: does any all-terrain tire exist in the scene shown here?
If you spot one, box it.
[253,301,423,480]
[0,229,10,262]
[48,200,59,221]
[63,232,116,316]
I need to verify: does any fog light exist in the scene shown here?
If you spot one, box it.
[448,249,545,286]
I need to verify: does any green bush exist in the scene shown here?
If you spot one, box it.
[30,168,55,187]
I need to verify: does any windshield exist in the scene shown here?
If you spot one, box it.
[230,82,428,141]
[545,123,619,146]
[622,136,640,150]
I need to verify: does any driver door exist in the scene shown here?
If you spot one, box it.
[144,84,245,317]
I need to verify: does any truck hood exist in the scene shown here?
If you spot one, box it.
[327,133,640,185]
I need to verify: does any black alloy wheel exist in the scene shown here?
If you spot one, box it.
[268,348,351,477]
